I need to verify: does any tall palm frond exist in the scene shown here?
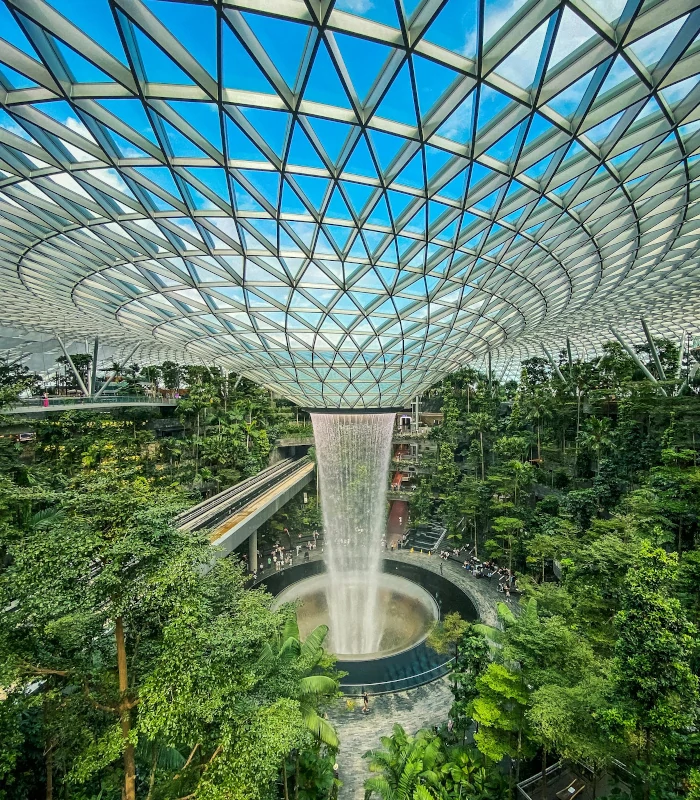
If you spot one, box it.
[298,675,338,697]
[364,775,396,800]
[300,706,338,748]
[300,623,329,662]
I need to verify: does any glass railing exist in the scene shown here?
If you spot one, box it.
[13,395,178,407]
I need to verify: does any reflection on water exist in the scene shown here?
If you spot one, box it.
[273,572,438,661]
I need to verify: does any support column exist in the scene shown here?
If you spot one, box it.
[90,337,99,396]
[611,327,667,395]
[55,333,90,397]
[248,529,258,574]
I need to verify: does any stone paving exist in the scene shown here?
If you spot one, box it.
[325,550,502,799]
[328,677,454,800]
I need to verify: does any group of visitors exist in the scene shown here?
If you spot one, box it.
[269,543,293,572]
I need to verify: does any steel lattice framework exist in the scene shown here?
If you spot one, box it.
[0,0,699,407]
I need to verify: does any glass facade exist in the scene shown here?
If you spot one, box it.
[0,0,698,406]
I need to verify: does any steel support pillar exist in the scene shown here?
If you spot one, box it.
[90,337,99,396]
[677,331,686,379]
[640,318,666,380]
[248,529,258,574]
[541,344,567,384]
[611,327,667,395]
[55,334,90,397]
[566,338,573,380]
[94,345,140,398]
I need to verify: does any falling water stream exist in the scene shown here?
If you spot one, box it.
[311,412,395,655]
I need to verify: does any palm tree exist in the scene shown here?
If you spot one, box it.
[467,413,495,480]
[258,617,339,748]
[364,725,443,800]
[578,416,612,473]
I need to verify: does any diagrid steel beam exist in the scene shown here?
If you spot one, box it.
[640,317,666,380]
[55,333,90,397]
[94,344,140,399]
[541,344,567,384]
[611,327,667,396]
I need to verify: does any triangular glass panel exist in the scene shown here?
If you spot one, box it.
[326,224,353,250]
[387,189,414,219]
[168,101,223,152]
[224,115,266,161]
[375,62,418,127]
[485,123,522,162]
[243,12,311,89]
[424,145,452,180]
[598,55,635,98]
[186,167,231,204]
[334,31,393,102]
[661,75,700,108]
[435,91,475,143]
[53,38,115,83]
[476,85,511,130]
[98,99,159,144]
[0,64,38,89]
[160,118,209,158]
[240,108,290,158]
[367,194,392,226]
[281,181,308,215]
[423,0,479,58]
[240,170,281,206]
[585,111,623,143]
[143,0,217,76]
[395,151,425,189]
[342,180,375,214]
[287,123,325,168]
[545,70,596,117]
[222,21,275,93]
[412,54,459,117]
[324,187,353,222]
[628,16,687,68]
[369,129,405,170]
[131,23,195,85]
[295,175,331,210]
[437,169,467,200]
[303,39,352,108]
[306,116,354,163]
[134,166,183,200]
[343,135,379,178]
[548,7,598,70]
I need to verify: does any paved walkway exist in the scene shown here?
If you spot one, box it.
[328,678,454,800]
[324,550,502,799]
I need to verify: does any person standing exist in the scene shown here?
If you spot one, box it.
[42,392,49,408]
[362,692,369,714]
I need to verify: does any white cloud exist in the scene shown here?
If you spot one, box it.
[335,0,373,13]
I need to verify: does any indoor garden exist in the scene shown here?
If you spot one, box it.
[1,0,700,798]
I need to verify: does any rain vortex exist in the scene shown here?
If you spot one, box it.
[311,412,395,655]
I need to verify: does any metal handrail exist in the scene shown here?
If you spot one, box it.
[341,657,455,696]
[14,395,178,407]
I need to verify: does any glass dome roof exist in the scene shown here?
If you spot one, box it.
[0,0,699,407]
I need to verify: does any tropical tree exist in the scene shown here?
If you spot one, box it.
[364,725,444,800]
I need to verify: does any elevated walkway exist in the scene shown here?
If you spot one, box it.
[176,457,315,561]
[4,396,178,415]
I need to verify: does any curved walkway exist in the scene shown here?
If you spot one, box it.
[325,550,502,799]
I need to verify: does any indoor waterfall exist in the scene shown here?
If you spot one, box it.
[310,412,395,655]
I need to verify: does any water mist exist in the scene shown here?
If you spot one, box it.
[311,412,395,655]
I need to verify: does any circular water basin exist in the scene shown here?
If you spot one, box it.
[272,571,438,660]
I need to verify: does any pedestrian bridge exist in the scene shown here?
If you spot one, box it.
[5,396,179,415]
[176,457,315,566]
